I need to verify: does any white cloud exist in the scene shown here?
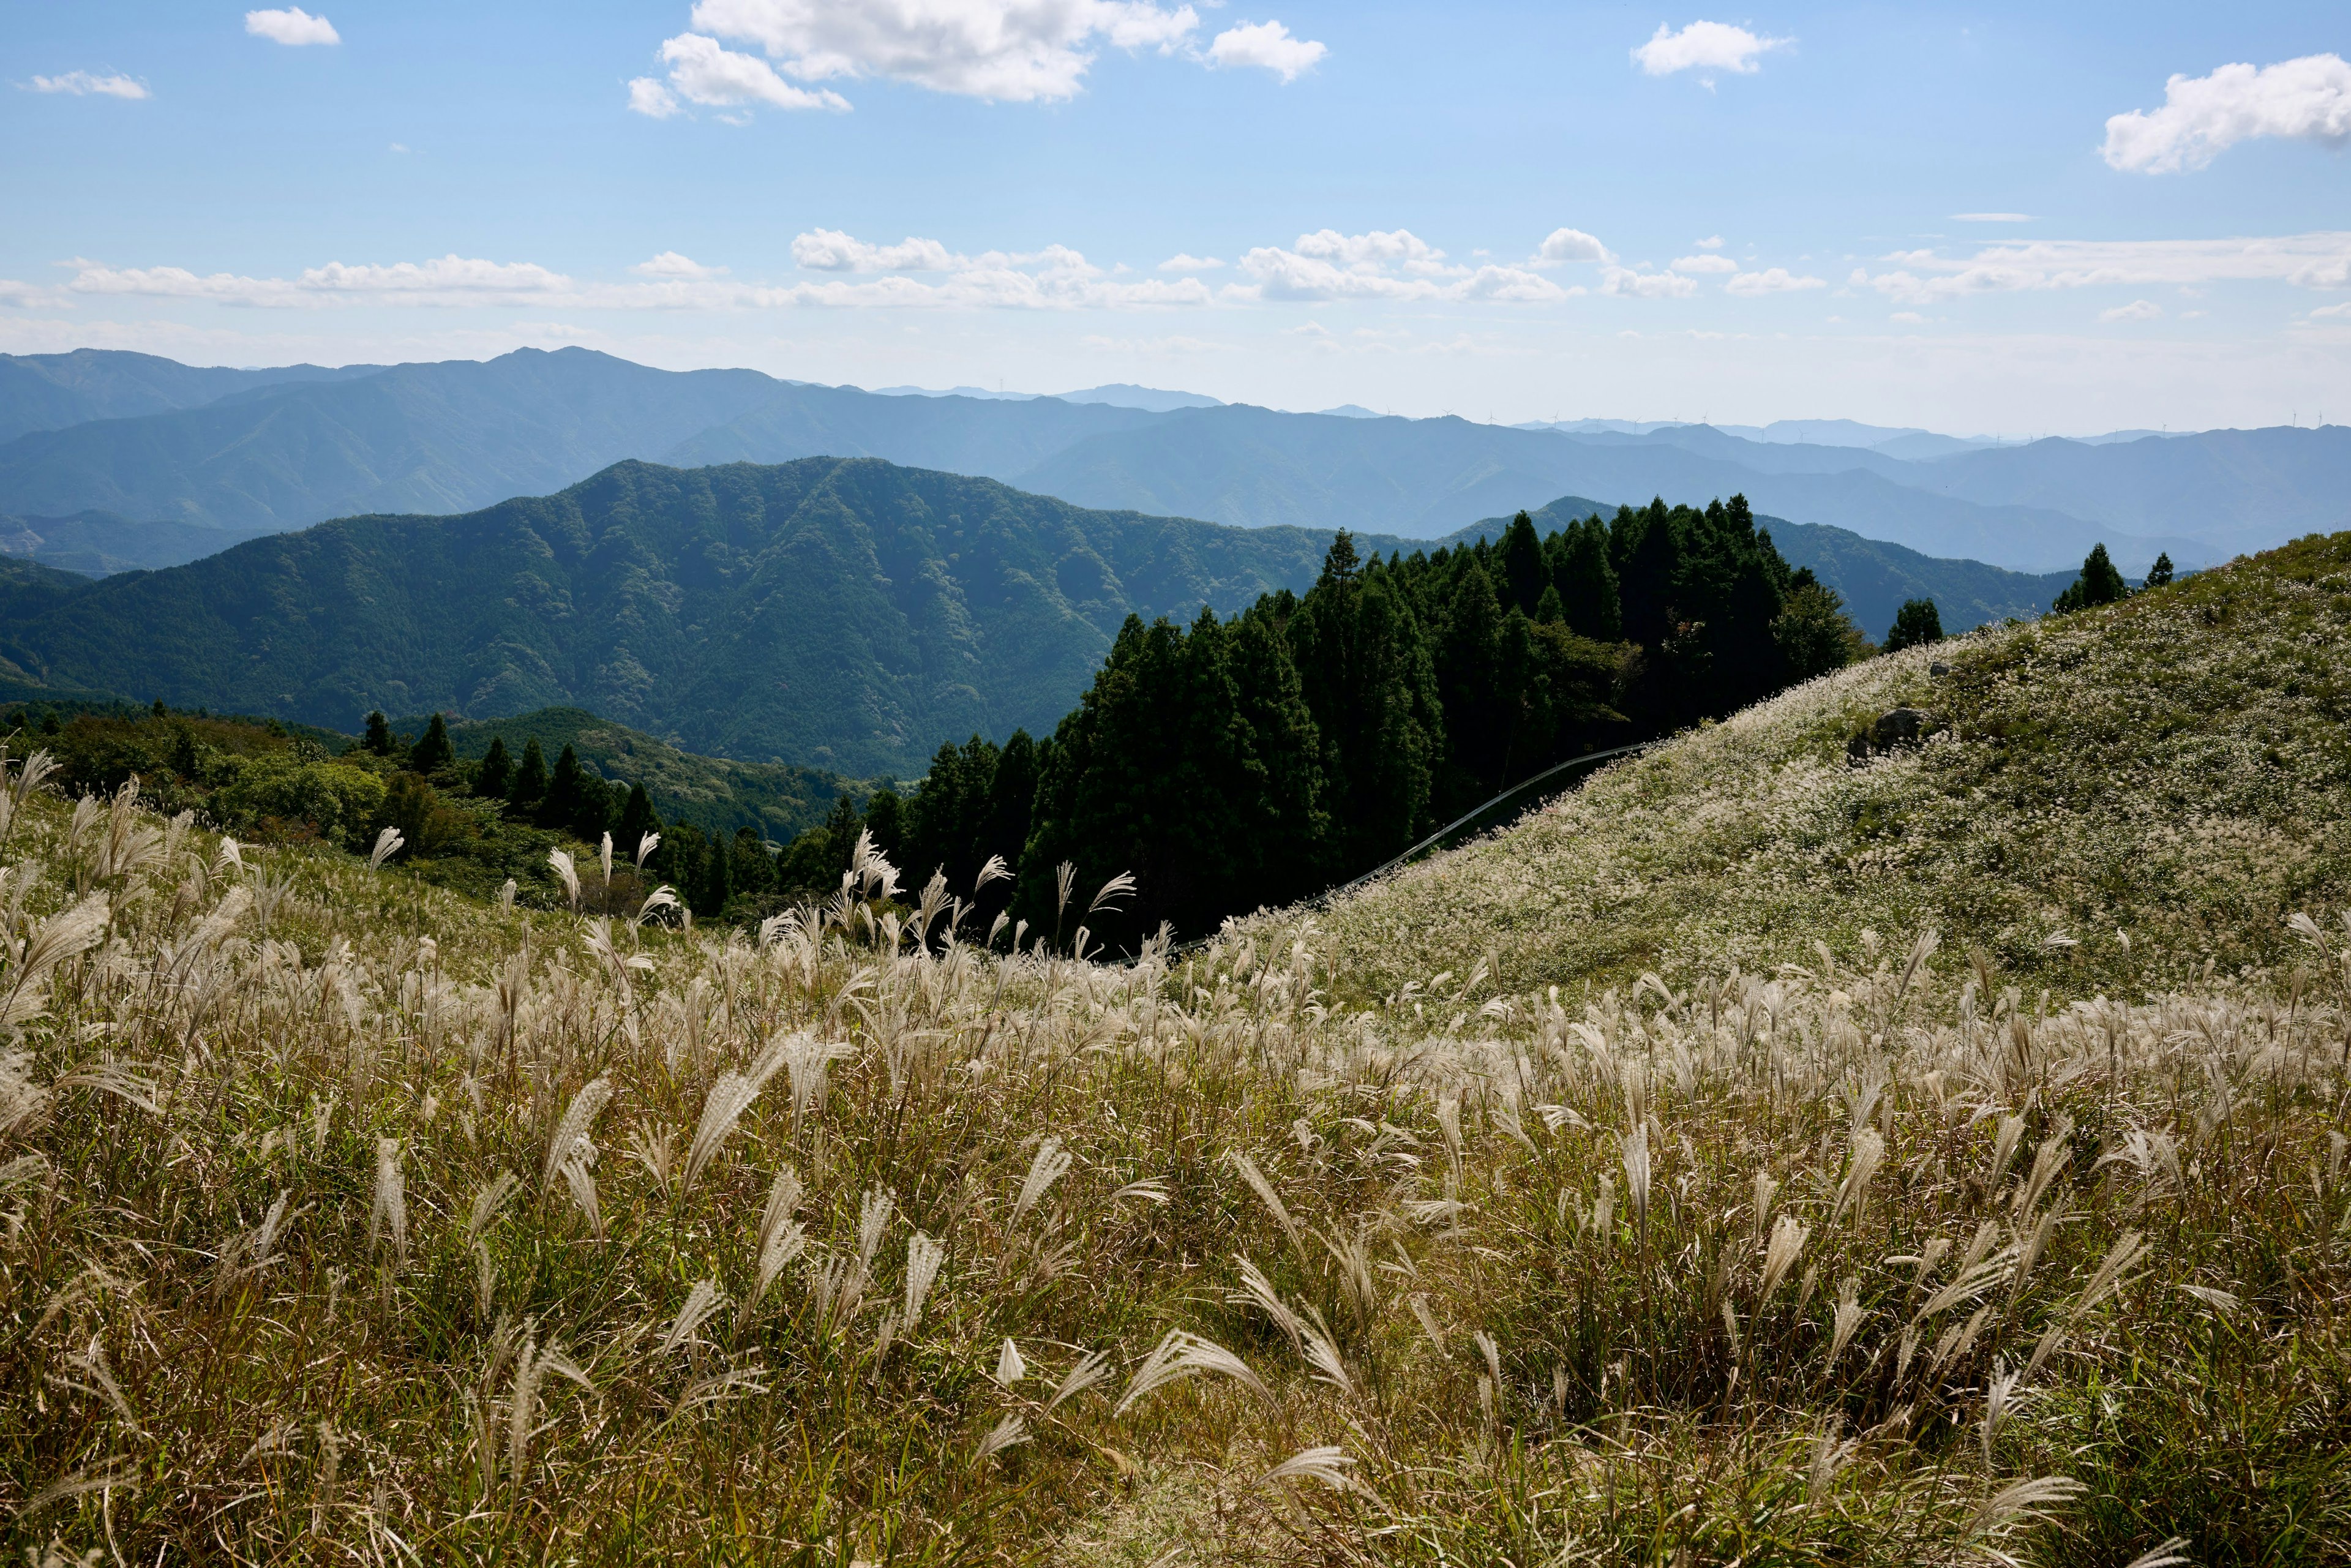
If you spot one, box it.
[1205,20,1325,81]
[680,0,1207,103]
[1158,253,1224,271]
[1601,267,1698,299]
[2104,54,2351,173]
[2100,299,2163,322]
[25,71,149,99]
[633,252,728,279]
[792,230,964,271]
[1455,266,1572,302]
[245,8,340,47]
[1632,21,1789,78]
[2309,301,2351,320]
[1237,229,1577,303]
[1889,311,1926,324]
[1951,212,2033,222]
[1079,332,1226,353]
[1693,234,1724,250]
[1851,232,2351,302]
[650,33,850,116]
[1533,227,1611,266]
[1725,267,1825,296]
[56,243,1214,314]
[388,141,411,153]
[1671,253,1738,274]
[627,77,682,118]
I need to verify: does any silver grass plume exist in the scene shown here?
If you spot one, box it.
[902,1231,946,1329]
[1760,1214,1809,1303]
[977,1413,1029,1461]
[658,1280,726,1355]
[1265,1446,1357,1492]
[368,827,404,872]
[754,1167,806,1297]
[1832,1127,1885,1225]
[1044,1348,1112,1414]
[542,1077,613,1190]
[467,1172,521,1247]
[1012,1138,1074,1227]
[994,1338,1027,1386]
[370,1137,407,1266]
[546,849,580,912]
[1114,1329,1267,1414]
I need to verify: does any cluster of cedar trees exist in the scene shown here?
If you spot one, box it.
[790,495,1872,944]
[410,523,2166,939]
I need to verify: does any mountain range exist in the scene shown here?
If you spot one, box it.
[0,456,2092,776]
[1,347,2341,578]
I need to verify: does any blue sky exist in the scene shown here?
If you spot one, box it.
[4,1,2346,432]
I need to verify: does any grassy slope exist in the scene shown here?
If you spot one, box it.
[1316,531,2351,1002]
[2,541,2347,1567]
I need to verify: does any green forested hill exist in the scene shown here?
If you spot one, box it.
[418,705,861,841]
[0,457,1404,775]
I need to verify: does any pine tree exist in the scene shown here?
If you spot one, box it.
[1883,598,1944,653]
[540,744,598,835]
[2145,552,2175,588]
[613,782,660,860]
[1289,549,1442,877]
[364,711,394,757]
[984,730,1042,873]
[1773,572,1869,678]
[409,713,454,776]
[510,738,548,814]
[1554,516,1622,640]
[2053,543,2130,613]
[1534,583,1565,625]
[1498,512,1549,616]
[475,737,514,800]
[1434,561,1507,810]
[864,788,907,871]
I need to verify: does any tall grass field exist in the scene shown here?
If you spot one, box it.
[4,536,2349,1564]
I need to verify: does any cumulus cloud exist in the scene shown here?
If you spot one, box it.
[628,77,682,117]
[632,252,728,279]
[667,0,1312,105]
[26,71,149,99]
[245,8,340,46]
[1850,232,2351,302]
[1533,227,1611,266]
[1671,253,1738,274]
[1725,267,1825,296]
[643,32,850,116]
[57,242,1215,314]
[792,230,966,271]
[1601,267,1698,299]
[1693,234,1724,249]
[1205,20,1325,81]
[1632,21,1789,78]
[2099,299,2163,322]
[1236,228,1575,303]
[1158,253,1224,271]
[2103,54,2351,173]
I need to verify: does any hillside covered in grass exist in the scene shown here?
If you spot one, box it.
[1315,530,2351,1001]
[0,539,2344,1565]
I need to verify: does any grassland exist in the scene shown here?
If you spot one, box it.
[0,536,2347,1564]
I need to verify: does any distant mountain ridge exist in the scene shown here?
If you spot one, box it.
[1,347,2339,575]
[0,348,384,444]
[0,456,1425,775]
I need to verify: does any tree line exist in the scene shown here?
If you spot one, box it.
[774,495,1872,946]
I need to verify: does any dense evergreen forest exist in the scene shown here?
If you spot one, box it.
[813,493,1869,945]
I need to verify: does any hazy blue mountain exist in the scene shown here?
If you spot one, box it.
[0,349,383,443]
[0,348,782,530]
[2,347,2318,576]
[871,384,1038,400]
[0,457,1419,776]
[1454,498,2077,636]
[1051,384,1225,412]
[1317,404,1382,418]
[1909,426,2351,553]
[665,381,1162,476]
[0,511,275,575]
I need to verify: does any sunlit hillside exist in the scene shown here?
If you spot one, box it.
[1,538,2347,1564]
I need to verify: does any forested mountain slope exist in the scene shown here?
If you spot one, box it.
[0,457,1406,775]
[1312,529,2351,997]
